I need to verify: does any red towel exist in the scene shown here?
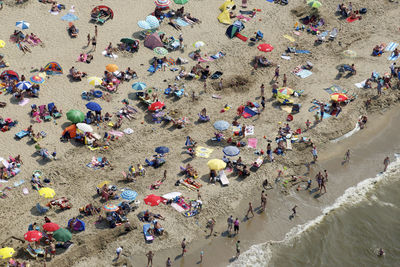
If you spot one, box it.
[346,17,359,23]
[235,33,248,42]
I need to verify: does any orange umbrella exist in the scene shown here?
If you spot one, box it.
[330,93,348,102]
[106,64,118,72]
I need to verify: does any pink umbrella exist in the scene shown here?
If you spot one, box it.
[257,43,274,52]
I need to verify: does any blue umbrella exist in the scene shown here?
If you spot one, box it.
[120,190,138,201]
[16,21,30,30]
[223,146,240,157]
[155,146,169,154]
[85,102,102,112]
[213,120,230,131]
[138,20,151,30]
[132,82,147,90]
[61,13,79,22]
[146,15,160,29]
[16,81,32,90]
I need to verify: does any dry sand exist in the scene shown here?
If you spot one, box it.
[0,0,399,266]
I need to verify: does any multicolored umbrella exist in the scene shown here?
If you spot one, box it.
[103,204,119,212]
[66,109,85,123]
[223,146,240,157]
[213,120,230,131]
[174,0,188,4]
[154,47,168,56]
[155,146,169,154]
[207,159,227,170]
[144,194,164,206]
[53,228,72,242]
[30,75,45,84]
[120,190,138,201]
[307,0,322,8]
[43,222,60,232]
[0,247,15,259]
[132,82,147,90]
[87,76,102,86]
[24,230,43,242]
[278,87,294,95]
[193,41,205,49]
[330,93,348,102]
[148,101,165,111]
[106,64,118,72]
[146,15,160,29]
[76,123,93,133]
[257,43,274,52]
[16,20,30,30]
[85,102,102,112]
[38,187,55,198]
[155,0,171,8]
[16,81,32,90]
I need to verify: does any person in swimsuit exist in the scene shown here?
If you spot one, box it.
[91,36,97,51]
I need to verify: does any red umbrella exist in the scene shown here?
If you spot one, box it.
[24,230,43,242]
[257,43,274,52]
[148,101,165,111]
[144,194,164,206]
[43,222,60,232]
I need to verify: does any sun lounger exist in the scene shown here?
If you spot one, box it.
[218,170,229,186]
[286,139,293,150]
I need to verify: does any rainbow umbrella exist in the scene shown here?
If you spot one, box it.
[103,204,119,212]
[278,87,294,95]
[330,93,348,102]
[38,187,55,198]
[0,247,15,259]
[24,230,43,242]
[30,75,45,84]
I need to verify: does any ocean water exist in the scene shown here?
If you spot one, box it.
[231,155,400,267]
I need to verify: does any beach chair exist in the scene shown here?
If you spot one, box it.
[48,102,62,118]
[218,170,229,186]
[26,244,45,258]
[174,88,184,98]
[36,203,49,214]
[15,130,30,139]
[143,224,154,242]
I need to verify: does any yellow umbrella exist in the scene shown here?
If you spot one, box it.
[87,76,102,86]
[0,247,15,259]
[38,187,56,199]
[207,159,227,170]
[97,181,111,188]
[106,64,118,72]
[0,40,5,48]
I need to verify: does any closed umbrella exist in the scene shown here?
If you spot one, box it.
[207,159,227,170]
[154,47,168,56]
[257,43,274,52]
[16,20,30,30]
[193,41,205,49]
[174,0,188,4]
[213,120,230,131]
[103,204,119,212]
[132,82,147,90]
[76,123,93,133]
[307,0,322,8]
[30,75,45,84]
[85,102,102,112]
[53,228,72,242]
[43,222,60,232]
[223,146,240,157]
[106,64,118,72]
[0,247,15,260]
[138,20,151,30]
[24,230,43,242]
[330,93,348,102]
[155,146,169,154]
[121,190,138,201]
[38,187,55,198]
[148,101,165,111]
[144,194,164,206]
[87,76,102,86]
[146,15,160,29]
[16,81,32,90]
[66,109,85,123]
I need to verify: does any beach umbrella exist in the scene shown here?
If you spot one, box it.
[85,102,102,112]
[207,159,227,170]
[155,0,171,8]
[16,21,30,30]
[24,231,43,242]
[0,247,15,260]
[342,50,357,58]
[66,109,85,123]
[174,0,188,4]
[43,222,60,232]
[213,120,230,131]
[0,40,5,48]
[307,0,322,8]
[278,87,294,95]
[106,64,118,72]
[257,43,274,52]
[132,82,147,90]
[162,192,181,200]
[155,146,169,154]
[97,181,110,188]
[193,41,205,49]
[87,76,102,86]
[76,123,93,133]
[120,38,136,44]
[61,13,79,21]
[148,101,165,111]
[138,20,151,30]
[154,47,168,56]
[146,15,160,29]
[331,93,348,102]
[223,146,240,157]
[38,187,55,198]
[144,194,164,206]
[121,190,138,201]
[103,204,119,212]
[53,228,72,242]
[30,75,45,84]
[16,81,32,90]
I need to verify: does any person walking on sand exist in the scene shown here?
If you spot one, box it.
[181,238,187,256]
[282,73,287,87]
[246,202,254,218]
[146,251,154,267]
[324,170,328,182]
[320,176,327,194]
[86,33,91,47]
[116,246,123,260]
[261,96,266,111]
[312,145,318,162]
[208,218,216,236]
[260,83,265,97]
[261,191,267,211]
[384,156,390,172]
[91,35,97,51]
[344,149,350,164]
[273,65,280,81]
[227,215,233,234]
[234,218,240,235]
[95,25,98,37]
[218,78,223,91]
[235,240,241,258]
[166,257,172,267]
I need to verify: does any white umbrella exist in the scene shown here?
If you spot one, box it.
[146,15,160,29]
[162,192,182,200]
[76,123,93,133]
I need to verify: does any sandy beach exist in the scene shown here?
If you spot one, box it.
[0,0,399,266]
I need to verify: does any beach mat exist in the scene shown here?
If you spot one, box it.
[245,125,254,135]
[266,0,274,2]
[346,17,359,23]
[176,18,190,27]
[242,107,257,118]
[235,33,248,42]
[295,69,312,78]
[324,84,345,94]
[385,42,398,52]
[195,146,213,158]
[295,50,311,54]
[247,138,257,148]
[283,35,295,42]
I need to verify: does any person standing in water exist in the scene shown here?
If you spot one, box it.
[344,149,351,164]
[383,156,390,172]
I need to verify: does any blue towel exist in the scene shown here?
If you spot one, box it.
[148,64,161,73]
[385,42,399,52]
[176,18,190,27]
[295,50,311,54]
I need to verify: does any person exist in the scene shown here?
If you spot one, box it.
[344,149,350,164]
[44,216,51,223]
[116,246,123,260]
[390,63,396,78]
[49,241,56,258]
[383,156,390,172]
[181,238,186,256]
[377,248,385,257]
[312,145,318,162]
[306,177,312,190]
[235,240,240,258]
[273,65,280,81]
[208,218,216,236]
[227,215,233,234]
[261,96,265,111]
[91,35,97,51]
[218,78,223,90]
[200,250,204,263]
[179,33,184,50]
[95,25,98,37]
[351,63,356,75]
[86,33,91,47]
[377,78,383,96]
[282,73,287,87]
[146,250,154,266]
[261,191,267,211]
[166,257,172,267]
[324,170,328,182]
[305,119,311,130]
[291,205,297,217]
[233,218,240,234]
[320,176,327,194]
[260,83,265,97]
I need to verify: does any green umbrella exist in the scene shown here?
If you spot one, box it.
[120,38,136,44]
[174,0,188,4]
[307,0,322,8]
[154,47,168,56]
[66,110,85,123]
[53,228,72,242]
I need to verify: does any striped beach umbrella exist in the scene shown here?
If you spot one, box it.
[103,204,119,212]
[138,20,151,30]
[154,47,168,56]
[132,82,147,90]
[155,0,171,8]
[278,87,294,95]
[30,75,45,84]
[87,76,102,86]
[16,20,30,30]
[121,190,138,201]
[146,15,160,29]
[16,81,32,90]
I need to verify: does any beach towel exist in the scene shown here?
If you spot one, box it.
[324,84,345,94]
[346,17,359,23]
[236,15,251,22]
[388,53,399,61]
[175,18,190,27]
[195,146,213,158]
[295,69,312,78]
[210,51,225,60]
[108,130,124,137]
[281,55,291,60]
[242,107,257,118]
[385,42,399,52]
[49,10,59,15]
[148,64,161,73]
[247,138,257,148]
[295,50,311,54]
[235,32,248,42]
[283,35,295,42]
[355,80,366,89]
[171,203,185,213]
[123,128,133,134]
[266,0,274,2]
[245,125,254,135]
[18,98,29,106]
[14,179,25,187]
[102,51,118,59]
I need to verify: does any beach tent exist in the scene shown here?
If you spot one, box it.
[0,70,19,81]
[218,10,232,25]
[67,218,85,232]
[226,20,244,38]
[91,5,114,20]
[43,62,63,75]
[62,124,77,138]
[144,33,163,49]
[219,0,235,11]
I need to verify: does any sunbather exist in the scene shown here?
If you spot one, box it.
[168,18,181,31]
[69,66,87,80]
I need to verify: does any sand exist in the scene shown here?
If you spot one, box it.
[0,0,399,266]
